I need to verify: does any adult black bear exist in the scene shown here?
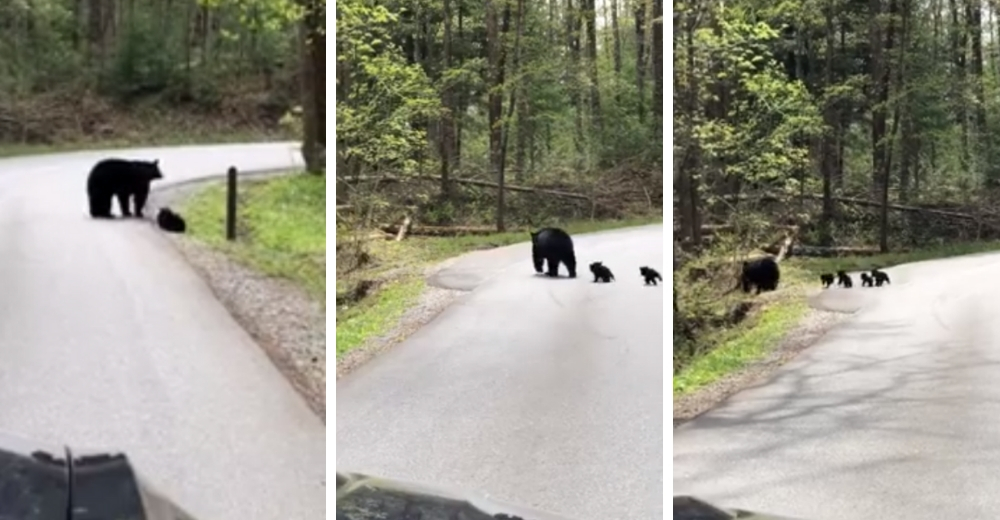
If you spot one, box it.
[741,256,780,294]
[156,207,186,233]
[860,272,874,287]
[872,268,890,287]
[589,261,614,283]
[86,158,163,219]
[820,273,835,288]
[836,270,853,288]
[640,266,662,286]
[530,227,577,278]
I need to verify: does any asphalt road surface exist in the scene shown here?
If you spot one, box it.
[0,143,325,520]
[337,224,665,520]
[674,254,1000,520]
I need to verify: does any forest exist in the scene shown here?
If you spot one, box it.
[0,0,325,172]
[674,0,1000,375]
[335,0,664,234]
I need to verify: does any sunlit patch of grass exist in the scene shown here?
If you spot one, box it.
[181,173,326,303]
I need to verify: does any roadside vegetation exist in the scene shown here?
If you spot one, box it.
[674,2,1000,398]
[180,174,326,303]
[336,1,665,359]
[0,0,325,173]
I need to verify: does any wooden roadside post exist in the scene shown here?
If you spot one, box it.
[226,166,237,241]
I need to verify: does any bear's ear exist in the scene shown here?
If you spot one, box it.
[153,159,159,166]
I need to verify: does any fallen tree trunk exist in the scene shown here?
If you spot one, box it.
[727,193,986,222]
[379,224,505,237]
[770,245,885,257]
[340,175,591,202]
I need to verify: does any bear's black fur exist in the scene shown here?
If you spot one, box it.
[741,256,780,294]
[530,227,577,278]
[860,272,874,287]
[589,261,614,283]
[820,273,835,288]
[836,270,853,288]
[87,158,163,219]
[640,266,662,286]
[156,207,186,233]
[872,268,890,287]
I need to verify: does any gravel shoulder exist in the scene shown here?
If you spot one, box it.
[673,305,850,428]
[148,176,327,421]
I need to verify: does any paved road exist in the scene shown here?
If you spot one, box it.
[674,253,1000,520]
[337,224,665,520]
[0,143,325,520]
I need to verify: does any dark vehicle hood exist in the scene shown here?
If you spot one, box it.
[336,471,577,520]
[674,496,806,520]
[0,431,195,520]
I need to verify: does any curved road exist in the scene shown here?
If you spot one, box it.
[336,225,665,520]
[674,254,1000,519]
[0,143,325,520]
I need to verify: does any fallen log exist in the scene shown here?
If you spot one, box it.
[378,224,505,237]
[773,245,884,257]
[340,175,592,202]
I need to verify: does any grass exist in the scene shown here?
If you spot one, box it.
[335,277,426,358]
[335,215,663,359]
[0,129,287,158]
[672,239,1000,398]
[181,173,326,302]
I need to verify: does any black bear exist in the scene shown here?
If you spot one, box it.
[860,272,874,287]
[741,256,780,294]
[640,266,662,286]
[589,261,614,283]
[530,227,577,278]
[872,268,890,287]
[820,273,834,288]
[86,158,163,219]
[156,207,187,233]
[836,270,853,288]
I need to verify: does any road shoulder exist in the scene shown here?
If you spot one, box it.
[673,305,849,428]
[149,175,327,421]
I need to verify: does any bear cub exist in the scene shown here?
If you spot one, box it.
[589,261,615,283]
[157,207,187,233]
[639,266,662,286]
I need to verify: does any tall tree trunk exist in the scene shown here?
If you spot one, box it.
[487,0,510,231]
[635,0,647,124]
[297,0,325,174]
[567,0,585,161]
[611,0,622,105]
[651,0,663,137]
[871,0,893,252]
[439,0,457,198]
[969,0,991,186]
[950,0,970,176]
[820,1,836,246]
[584,0,602,132]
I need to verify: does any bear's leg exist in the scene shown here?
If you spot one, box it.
[134,185,150,218]
[532,251,544,273]
[89,191,113,218]
[115,191,132,217]
[565,251,577,279]
[545,255,560,277]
